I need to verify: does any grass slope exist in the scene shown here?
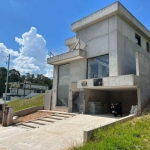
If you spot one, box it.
[7,94,44,112]
[74,113,150,150]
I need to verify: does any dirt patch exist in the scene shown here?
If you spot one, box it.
[14,111,51,123]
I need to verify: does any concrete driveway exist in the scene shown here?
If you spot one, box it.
[0,114,123,150]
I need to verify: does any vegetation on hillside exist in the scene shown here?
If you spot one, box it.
[73,113,150,150]
[7,94,44,112]
[0,67,52,97]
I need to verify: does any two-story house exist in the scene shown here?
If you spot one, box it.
[47,2,150,115]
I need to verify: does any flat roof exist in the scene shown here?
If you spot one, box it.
[71,1,150,39]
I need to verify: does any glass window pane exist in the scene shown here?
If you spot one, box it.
[88,55,109,79]
[57,64,70,106]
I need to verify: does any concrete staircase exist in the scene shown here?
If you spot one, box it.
[17,112,77,129]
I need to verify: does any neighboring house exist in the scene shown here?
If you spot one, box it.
[3,81,48,100]
[47,2,150,114]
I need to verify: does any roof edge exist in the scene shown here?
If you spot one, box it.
[71,1,150,38]
[71,1,119,32]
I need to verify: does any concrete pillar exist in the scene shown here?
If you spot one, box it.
[83,99,86,114]
[68,99,72,113]
[2,106,8,126]
[44,90,52,110]
[2,106,14,126]
[7,107,14,126]
[79,90,85,114]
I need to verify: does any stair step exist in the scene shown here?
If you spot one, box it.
[58,112,76,116]
[52,114,71,118]
[26,122,43,128]
[30,120,47,125]
[38,118,56,122]
[45,116,65,120]
[20,123,38,128]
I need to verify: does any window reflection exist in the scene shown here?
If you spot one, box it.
[88,55,109,79]
[57,64,70,106]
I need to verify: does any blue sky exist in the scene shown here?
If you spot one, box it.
[0,0,149,77]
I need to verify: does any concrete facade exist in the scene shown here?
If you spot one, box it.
[47,2,150,114]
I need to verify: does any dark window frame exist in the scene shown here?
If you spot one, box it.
[87,54,109,79]
[146,42,150,52]
[57,63,70,107]
[135,34,141,46]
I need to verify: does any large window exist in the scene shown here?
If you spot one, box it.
[57,64,70,106]
[87,55,109,79]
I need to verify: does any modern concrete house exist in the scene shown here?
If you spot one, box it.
[47,2,150,115]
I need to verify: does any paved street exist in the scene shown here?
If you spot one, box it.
[0,114,122,150]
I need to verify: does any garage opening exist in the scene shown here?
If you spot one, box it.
[85,89,137,116]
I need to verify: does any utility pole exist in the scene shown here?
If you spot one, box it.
[2,54,10,126]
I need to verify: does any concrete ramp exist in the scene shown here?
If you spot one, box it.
[0,114,133,150]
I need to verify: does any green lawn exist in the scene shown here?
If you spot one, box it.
[7,94,44,112]
[73,113,150,150]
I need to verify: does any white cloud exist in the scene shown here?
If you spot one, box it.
[0,43,18,64]
[13,27,53,77]
[0,27,54,78]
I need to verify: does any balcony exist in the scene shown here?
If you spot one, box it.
[47,49,86,65]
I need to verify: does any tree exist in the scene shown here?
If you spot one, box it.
[33,74,52,89]
[0,67,53,97]
[19,75,26,82]
[25,73,35,82]
[9,69,20,82]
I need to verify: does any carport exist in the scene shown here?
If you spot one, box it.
[77,74,140,116]
[85,88,137,115]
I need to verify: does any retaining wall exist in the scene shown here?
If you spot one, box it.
[83,114,136,142]
[14,106,44,117]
